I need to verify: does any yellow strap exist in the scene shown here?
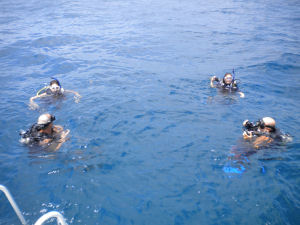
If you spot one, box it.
[36,86,49,96]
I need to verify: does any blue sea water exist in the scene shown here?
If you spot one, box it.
[0,0,300,224]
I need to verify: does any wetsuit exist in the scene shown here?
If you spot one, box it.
[216,80,239,91]
[266,129,291,142]
[20,124,55,145]
[245,128,291,147]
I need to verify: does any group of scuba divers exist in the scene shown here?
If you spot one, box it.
[20,78,81,151]
[19,72,291,152]
[210,71,292,151]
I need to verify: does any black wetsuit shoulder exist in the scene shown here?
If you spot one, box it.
[254,129,284,141]
[21,124,54,145]
[269,129,285,141]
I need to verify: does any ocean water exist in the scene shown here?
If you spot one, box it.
[0,0,299,224]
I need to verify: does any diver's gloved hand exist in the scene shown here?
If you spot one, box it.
[243,130,253,140]
[29,102,39,110]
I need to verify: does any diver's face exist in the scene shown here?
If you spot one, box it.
[224,75,233,84]
[259,123,275,133]
[260,126,272,133]
[50,84,60,93]
[42,122,53,133]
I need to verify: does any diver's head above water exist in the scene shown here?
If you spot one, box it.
[49,79,62,94]
[20,113,70,151]
[259,117,276,133]
[223,73,234,85]
[241,116,293,149]
[243,117,276,135]
[37,113,56,131]
[19,113,56,144]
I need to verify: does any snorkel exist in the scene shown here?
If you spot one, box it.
[36,86,48,96]
[232,68,236,83]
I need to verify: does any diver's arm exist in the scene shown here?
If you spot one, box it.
[30,93,47,102]
[29,93,47,110]
[253,136,273,149]
[232,81,244,98]
[54,142,63,151]
[64,89,81,96]
[64,89,81,103]
[210,76,218,88]
[29,95,40,103]
[238,91,245,98]
[54,129,70,151]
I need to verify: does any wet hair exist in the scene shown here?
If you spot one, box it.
[50,80,60,86]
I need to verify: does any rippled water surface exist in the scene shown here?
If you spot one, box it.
[0,0,300,224]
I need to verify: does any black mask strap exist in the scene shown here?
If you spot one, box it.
[259,119,276,132]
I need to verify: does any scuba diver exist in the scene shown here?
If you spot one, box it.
[223,117,292,174]
[19,113,70,151]
[210,71,245,98]
[242,117,292,149]
[29,78,81,110]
